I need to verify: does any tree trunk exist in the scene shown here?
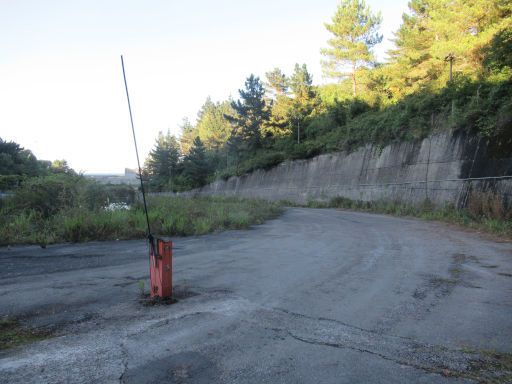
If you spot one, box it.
[352,62,357,97]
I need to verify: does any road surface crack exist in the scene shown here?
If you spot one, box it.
[118,341,129,384]
[286,331,449,376]
[264,307,512,382]
[274,307,408,338]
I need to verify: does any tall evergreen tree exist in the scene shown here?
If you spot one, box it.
[263,68,291,138]
[288,64,317,141]
[265,68,289,99]
[264,94,293,139]
[226,74,270,150]
[289,63,315,103]
[181,137,210,188]
[178,117,197,156]
[321,0,382,96]
[196,97,233,150]
[145,130,180,191]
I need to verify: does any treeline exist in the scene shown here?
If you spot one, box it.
[0,137,136,237]
[0,137,134,205]
[144,0,511,192]
[0,138,77,190]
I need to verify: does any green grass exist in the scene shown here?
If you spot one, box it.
[0,196,283,246]
[0,318,50,350]
[1,189,509,245]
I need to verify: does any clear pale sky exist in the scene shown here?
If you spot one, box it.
[1,0,409,173]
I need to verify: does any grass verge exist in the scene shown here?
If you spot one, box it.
[0,196,283,246]
[0,318,51,350]
[296,196,512,240]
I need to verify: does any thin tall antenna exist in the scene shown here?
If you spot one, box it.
[120,55,152,240]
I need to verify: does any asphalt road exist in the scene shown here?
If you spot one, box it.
[1,208,511,383]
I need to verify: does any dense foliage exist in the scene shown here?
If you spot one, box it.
[141,0,511,191]
[0,138,78,191]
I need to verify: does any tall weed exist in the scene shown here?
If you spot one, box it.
[0,196,282,245]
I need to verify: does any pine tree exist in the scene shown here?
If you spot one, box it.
[178,118,197,156]
[196,97,233,150]
[145,130,180,191]
[265,68,289,99]
[321,0,382,96]
[264,94,293,139]
[289,64,317,142]
[226,74,270,150]
[289,64,315,103]
[181,137,210,188]
[262,68,291,138]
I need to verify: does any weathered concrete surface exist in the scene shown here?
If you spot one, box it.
[193,131,512,206]
[1,209,512,383]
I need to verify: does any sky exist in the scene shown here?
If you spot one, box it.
[0,0,409,174]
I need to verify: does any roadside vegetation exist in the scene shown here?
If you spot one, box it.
[299,192,512,239]
[0,138,281,246]
[0,175,281,246]
[0,318,51,351]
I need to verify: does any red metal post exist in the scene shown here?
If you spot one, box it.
[149,238,173,298]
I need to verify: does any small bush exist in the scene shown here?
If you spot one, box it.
[4,174,82,218]
[467,190,508,220]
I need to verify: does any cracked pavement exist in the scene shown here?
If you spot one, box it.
[1,208,511,383]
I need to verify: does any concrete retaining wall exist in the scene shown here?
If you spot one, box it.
[189,130,512,207]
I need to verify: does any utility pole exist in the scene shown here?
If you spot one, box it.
[445,53,456,118]
[297,120,300,144]
[444,53,455,82]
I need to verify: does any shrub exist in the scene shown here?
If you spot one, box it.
[467,190,508,220]
[5,174,83,217]
[348,99,372,119]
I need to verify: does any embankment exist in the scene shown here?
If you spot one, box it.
[190,130,512,207]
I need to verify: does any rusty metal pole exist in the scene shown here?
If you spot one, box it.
[121,56,173,300]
